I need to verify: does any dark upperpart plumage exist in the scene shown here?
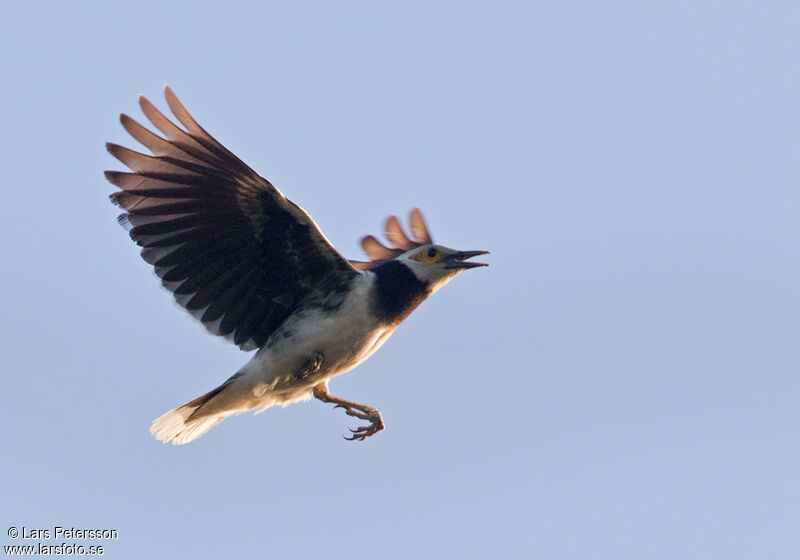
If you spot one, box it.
[370,260,431,324]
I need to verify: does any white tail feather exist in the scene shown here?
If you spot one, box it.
[150,404,232,445]
[149,369,313,445]
[150,375,247,445]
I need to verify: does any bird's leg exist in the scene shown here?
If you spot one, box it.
[294,352,324,380]
[312,382,385,441]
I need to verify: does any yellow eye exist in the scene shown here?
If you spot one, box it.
[411,246,442,264]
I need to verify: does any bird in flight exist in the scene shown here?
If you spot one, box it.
[105,86,489,444]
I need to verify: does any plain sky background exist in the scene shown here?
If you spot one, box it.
[1,1,798,558]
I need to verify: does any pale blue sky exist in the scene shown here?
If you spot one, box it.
[1,1,798,558]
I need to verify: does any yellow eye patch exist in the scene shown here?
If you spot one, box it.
[410,246,443,264]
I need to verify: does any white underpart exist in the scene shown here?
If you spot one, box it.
[151,271,398,444]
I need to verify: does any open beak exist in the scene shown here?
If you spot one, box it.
[444,250,490,269]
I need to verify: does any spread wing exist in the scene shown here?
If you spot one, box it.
[349,208,434,270]
[106,86,360,351]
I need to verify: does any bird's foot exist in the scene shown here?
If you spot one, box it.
[313,383,385,441]
[334,406,384,441]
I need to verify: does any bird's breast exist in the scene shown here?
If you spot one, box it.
[247,273,394,388]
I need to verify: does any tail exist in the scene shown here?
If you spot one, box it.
[150,378,241,445]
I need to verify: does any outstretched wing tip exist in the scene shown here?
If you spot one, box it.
[163,85,180,106]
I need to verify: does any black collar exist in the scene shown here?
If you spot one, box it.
[370,261,431,324]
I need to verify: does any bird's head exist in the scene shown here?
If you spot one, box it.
[349,208,489,293]
[397,244,490,293]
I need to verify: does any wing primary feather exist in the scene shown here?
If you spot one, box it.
[138,95,224,165]
[409,207,433,244]
[384,215,415,250]
[361,235,397,260]
[120,114,205,164]
[106,143,203,176]
[164,85,236,158]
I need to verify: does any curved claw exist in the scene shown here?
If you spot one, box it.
[343,419,383,441]
[344,431,370,442]
[342,426,372,441]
